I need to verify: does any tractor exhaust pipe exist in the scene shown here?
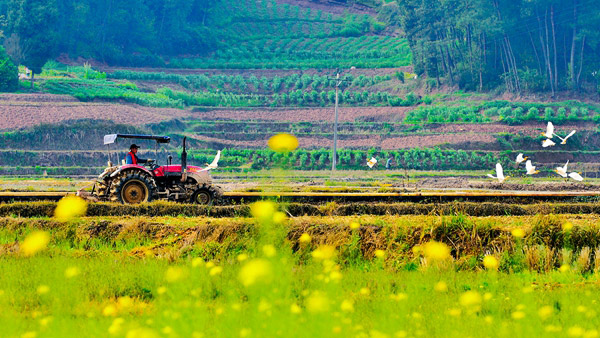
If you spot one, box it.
[181,137,187,182]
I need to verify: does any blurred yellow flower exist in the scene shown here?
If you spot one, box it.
[290,303,302,314]
[312,245,336,260]
[103,304,118,317]
[262,244,276,257]
[191,257,205,268]
[434,281,448,292]
[272,211,287,224]
[237,253,248,262]
[340,300,354,312]
[545,325,562,332]
[108,317,125,335]
[483,255,499,270]
[54,195,87,221]
[21,231,50,257]
[359,287,370,296]
[239,259,273,287]
[36,285,50,295]
[157,286,167,295]
[423,241,451,261]
[209,266,223,276]
[459,291,482,308]
[250,201,276,222]
[563,222,574,231]
[268,133,298,152]
[306,291,330,313]
[559,264,570,272]
[21,332,37,338]
[374,250,386,258]
[299,233,311,243]
[538,305,553,320]
[239,328,252,338]
[511,228,525,238]
[39,316,52,327]
[568,326,585,337]
[125,328,159,338]
[512,311,526,320]
[64,266,80,278]
[165,267,187,283]
[412,245,422,255]
[447,308,461,317]
[350,222,360,230]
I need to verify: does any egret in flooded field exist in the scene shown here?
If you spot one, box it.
[542,139,556,147]
[556,130,576,145]
[555,160,569,178]
[487,163,508,183]
[568,172,583,181]
[515,153,528,165]
[525,160,539,175]
[367,157,377,168]
[200,150,221,172]
[542,122,555,139]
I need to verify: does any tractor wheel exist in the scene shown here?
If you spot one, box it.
[191,184,221,205]
[113,173,155,204]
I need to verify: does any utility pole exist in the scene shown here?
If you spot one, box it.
[332,71,340,171]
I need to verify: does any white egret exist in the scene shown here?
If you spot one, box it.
[555,160,569,178]
[200,150,221,172]
[556,130,576,144]
[542,139,556,147]
[487,163,509,183]
[515,153,528,165]
[367,157,377,168]
[542,121,555,138]
[525,160,539,175]
[568,172,583,181]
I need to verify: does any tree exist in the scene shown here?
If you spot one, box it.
[0,46,18,92]
[4,0,59,89]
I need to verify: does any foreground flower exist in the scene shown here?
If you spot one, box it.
[306,291,330,313]
[374,250,386,258]
[423,241,451,261]
[239,259,273,287]
[312,245,336,261]
[299,233,311,243]
[165,267,187,283]
[434,281,448,292]
[54,195,87,221]
[511,228,525,238]
[459,291,482,308]
[483,255,499,270]
[268,133,298,152]
[250,201,276,223]
[64,266,80,278]
[21,231,50,256]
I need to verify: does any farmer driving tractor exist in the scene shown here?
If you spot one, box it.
[125,144,150,165]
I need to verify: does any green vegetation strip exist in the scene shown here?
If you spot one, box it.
[4,201,600,218]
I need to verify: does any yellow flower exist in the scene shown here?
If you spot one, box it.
[511,228,525,238]
[54,195,87,221]
[64,266,80,278]
[117,296,133,309]
[36,285,50,295]
[538,305,553,320]
[412,245,422,255]
[237,253,248,262]
[191,257,205,268]
[559,264,570,272]
[268,133,298,152]
[125,328,159,338]
[262,245,276,257]
[512,311,526,320]
[483,255,499,270]
[434,281,448,292]
[306,291,330,313]
[374,250,386,258]
[423,241,451,261]
[568,326,585,337]
[157,286,167,295]
[272,211,287,224]
[108,318,125,335]
[209,266,223,276]
[239,259,273,287]
[21,231,50,257]
[359,288,370,296]
[459,291,482,308]
[239,328,252,338]
[250,201,276,222]
[312,245,336,261]
[447,308,461,317]
[290,303,302,314]
[340,300,354,312]
[563,222,574,231]
[103,304,118,317]
[350,222,360,230]
[165,267,187,283]
[299,233,311,243]
[21,332,37,338]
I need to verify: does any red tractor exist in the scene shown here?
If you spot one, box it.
[82,134,222,204]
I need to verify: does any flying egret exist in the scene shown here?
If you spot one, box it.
[525,160,539,175]
[542,121,555,138]
[200,150,221,172]
[367,157,377,168]
[556,130,576,144]
[568,172,583,181]
[487,163,509,183]
[515,153,528,165]
[555,160,569,178]
[542,139,556,148]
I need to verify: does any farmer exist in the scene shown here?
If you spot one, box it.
[125,144,149,165]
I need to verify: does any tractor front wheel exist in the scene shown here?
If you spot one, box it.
[114,173,155,204]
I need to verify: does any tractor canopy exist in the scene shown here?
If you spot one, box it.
[104,134,171,145]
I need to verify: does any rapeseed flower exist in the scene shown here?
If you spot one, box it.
[374,250,386,258]
[64,266,80,278]
[459,291,482,309]
[209,266,223,276]
[36,285,50,295]
[21,231,50,257]
[511,228,525,238]
[340,300,354,312]
[312,245,336,260]
[511,311,525,320]
[483,255,499,270]
[434,281,448,292]
[250,201,276,222]
[538,305,553,320]
[125,328,159,338]
[563,222,574,231]
[262,245,276,257]
[299,233,311,243]
[423,241,451,261]
[350,222,360,230]
[54,195,87,221]
[239,259,273,287]
[268,133,298,152]
[165,267,187,283]
[306,291,330,313]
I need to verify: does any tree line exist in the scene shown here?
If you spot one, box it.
[394,0,600,94]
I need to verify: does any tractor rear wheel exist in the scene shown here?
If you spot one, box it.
[114,173,155,204]
[191,184,221,205]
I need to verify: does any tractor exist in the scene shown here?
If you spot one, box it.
[80,134,222,205]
